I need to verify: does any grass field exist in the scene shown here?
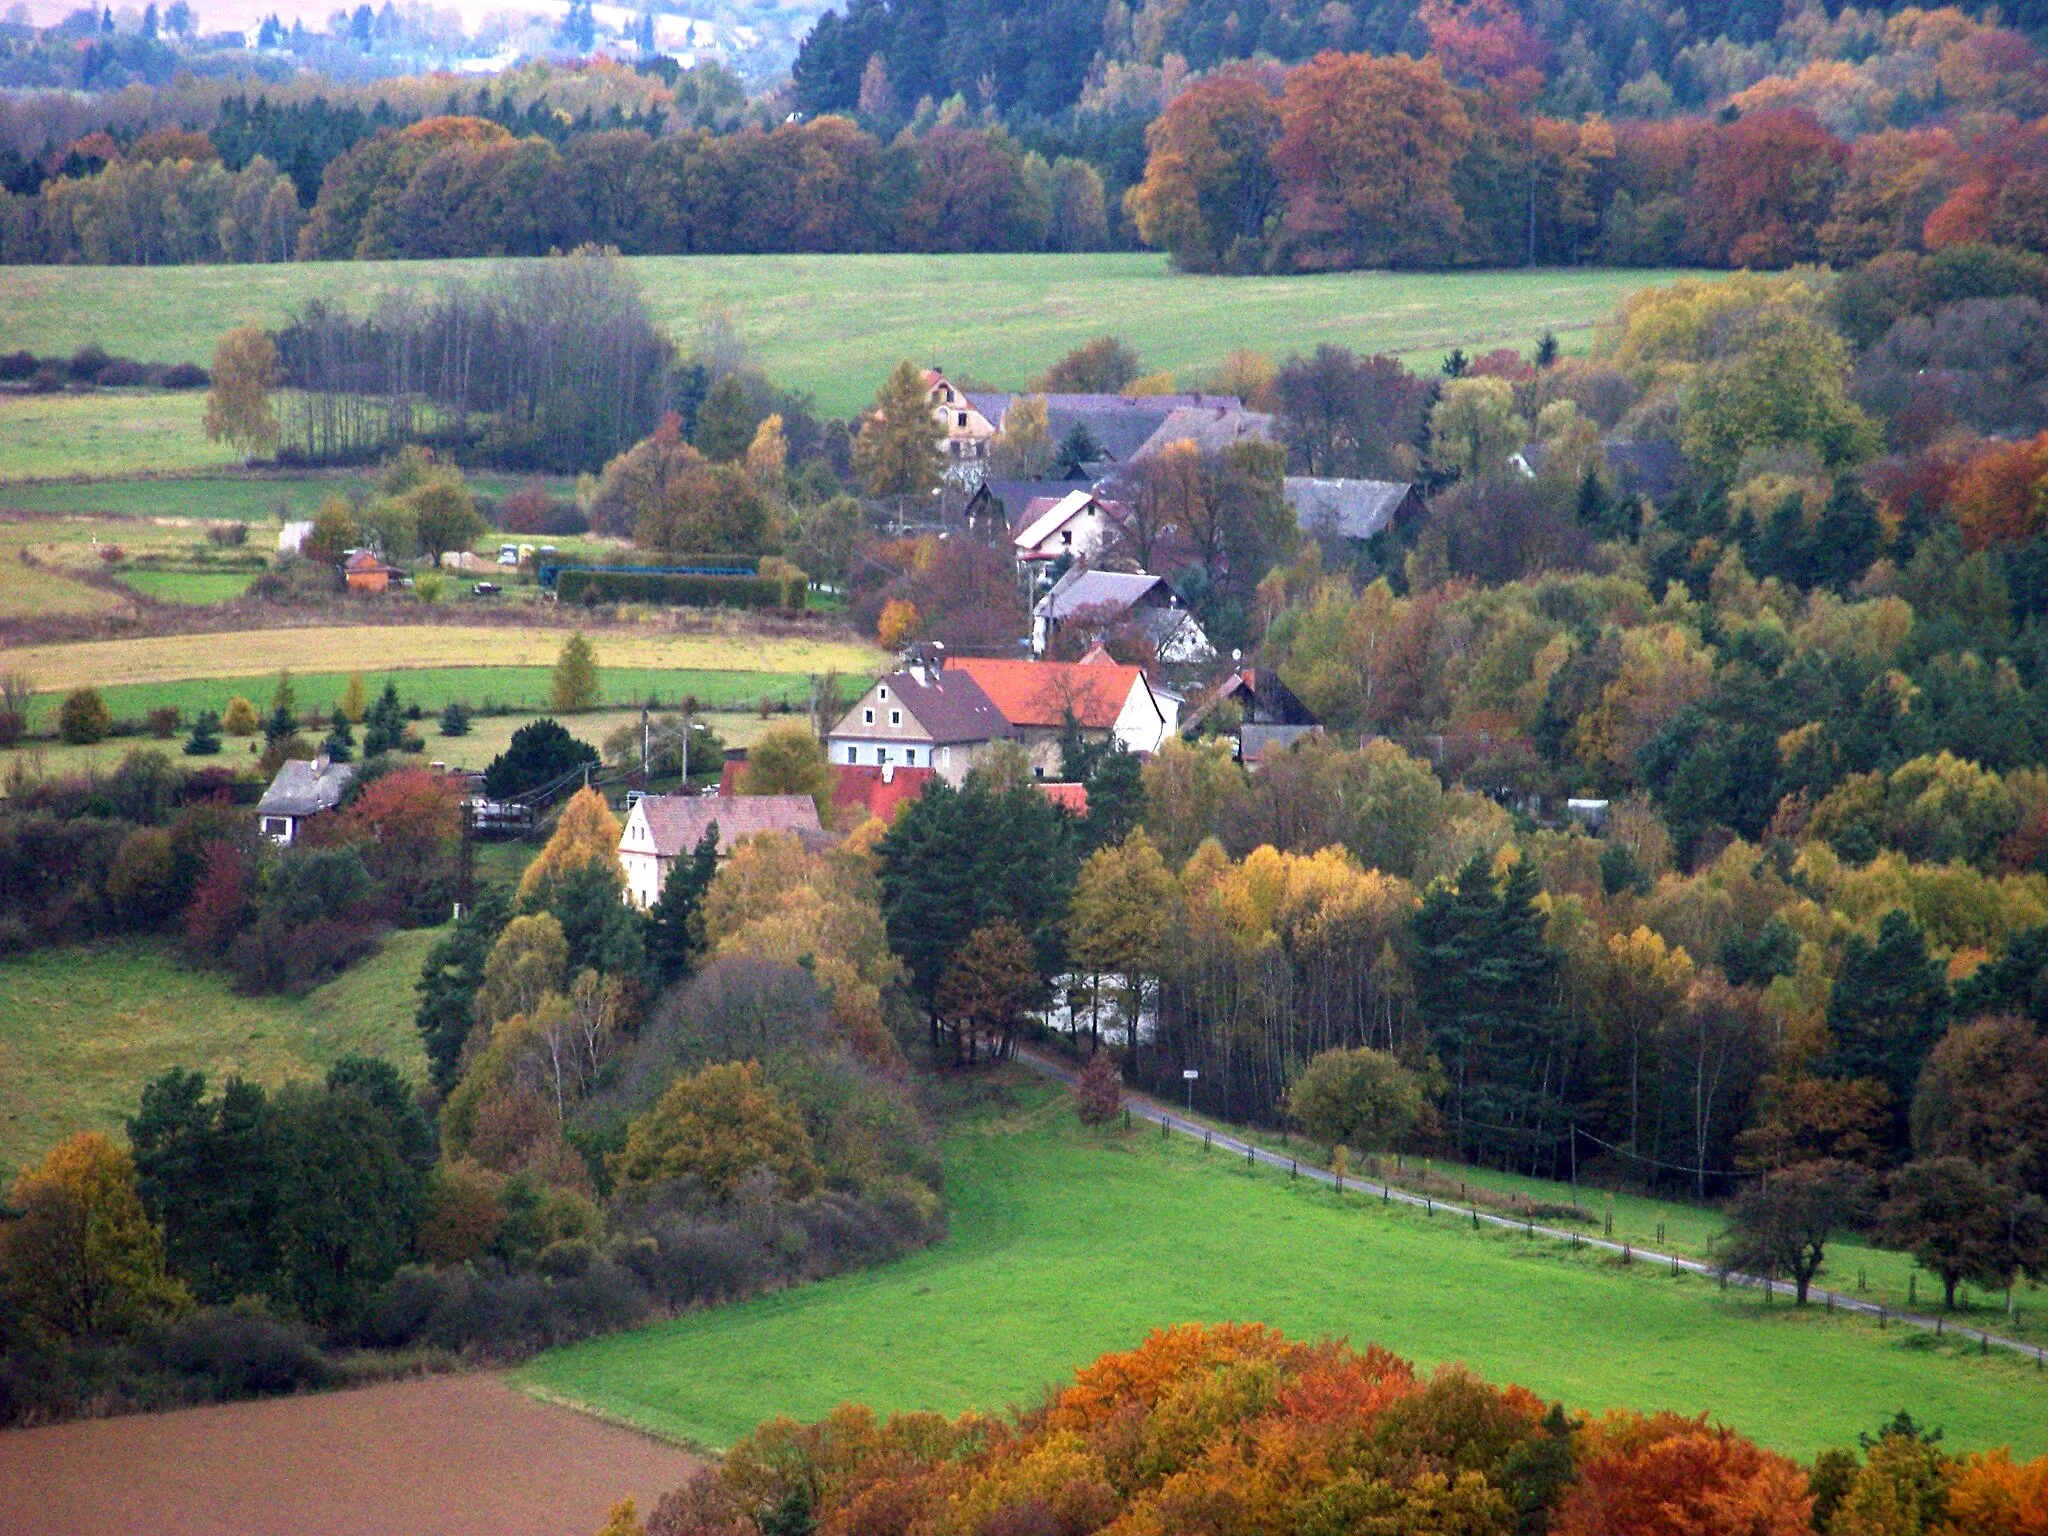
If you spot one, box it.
[0,256,1698,418]
[518,1077,2048,1463]
[1,705,788,784]
[0,551,125,619]
[7,624,884,699]
[0,471,577,513]
[114,570,261,604]
[0,392,244,481]
[0,932,435,1186]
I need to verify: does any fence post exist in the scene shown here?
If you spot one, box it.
[1426,1199,1434,1218]
[1291,1159,1297,1180]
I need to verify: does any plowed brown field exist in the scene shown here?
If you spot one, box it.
[0,1373,699,1536]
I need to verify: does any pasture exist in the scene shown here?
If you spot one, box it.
[519,1077,2048,1462]
[0,256,1694,417]
[0,933,434,1185]
[0,391,243,480]
[6,623,884,702]
[0,471,576,511]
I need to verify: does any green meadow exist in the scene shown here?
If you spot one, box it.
[518,1077,2048,1462]
[0,934,434,1186]
[1,256,1693,417]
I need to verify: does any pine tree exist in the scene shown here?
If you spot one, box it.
[184,710,223,756]
[321,706,355,763]
[853,359,943,504]
[648,824,719,983]
[362,681,405,757]
[1081,745,1144,850]
[413,885,510,1092]
[1825,908,1950,1134]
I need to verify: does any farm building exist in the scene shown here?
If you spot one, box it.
[255,756,356,845]
[617,792,823,907]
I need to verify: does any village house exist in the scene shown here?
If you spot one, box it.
[255,755,356,845]
[342,549,401,592]
[944,653,1177,773]
[923,368,1001,466]
[617,792,823,908]
[1012,488,1123,567]
[825,662,1013,784]
[1182,668,1322,762]
[1031,567,1213,665]
[965,391,1243,476]
[1284,478,1425,552]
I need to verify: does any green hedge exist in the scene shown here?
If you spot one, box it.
[556,568,805,610]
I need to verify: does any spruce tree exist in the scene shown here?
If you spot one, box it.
[362,681,405,757]
[648,824,719,983]
[320,706,355,763]
[413,885,510,1092]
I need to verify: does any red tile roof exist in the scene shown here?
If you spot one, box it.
[943,657,1144,731]
[1037,781,1089,815]
[831,763,936,825]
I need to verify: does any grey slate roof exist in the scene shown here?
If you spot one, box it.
[1240,724,1324,760]
[964,393,1241,467]
[1285,478,1418,542]
[639,793,821,858]
[1130,406,1276,463]
[971,478,1092,523]
[832,667,1015,746]
[256,758,357,818]
[1036,568,1170,624]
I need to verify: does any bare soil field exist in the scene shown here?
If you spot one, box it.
[0,1372,697,1536]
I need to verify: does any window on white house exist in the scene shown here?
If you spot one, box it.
[879,748,890,763]
[863,708,874,723]
[846,746,858,763]
[1061,530,1072,545]
[905,748,918,764]
[957,412,967,427]
[878,686,888,699]
[889,710,901,726]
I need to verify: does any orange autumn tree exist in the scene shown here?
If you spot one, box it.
[1270,51,1473,271]
[637,1326,1817,1536]
[1950,432,2048,549]
[1124,65,1284,273]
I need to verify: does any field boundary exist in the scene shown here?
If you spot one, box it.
[1013,1048,2048,1369]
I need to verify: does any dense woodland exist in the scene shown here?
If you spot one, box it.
[10,2,2048,268]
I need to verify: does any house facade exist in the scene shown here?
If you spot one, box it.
[255,756,356,845]
[924,368,1000,466]
[825,664,1014,785]
[618,792,822,908]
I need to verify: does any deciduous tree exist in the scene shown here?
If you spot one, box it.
[203,322,280,461]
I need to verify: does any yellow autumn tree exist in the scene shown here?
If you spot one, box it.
[611,1060,821,1196]
[518,787,622,903]
[1,1131,189,1342]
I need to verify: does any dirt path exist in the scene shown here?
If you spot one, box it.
[0,1373,700,1536]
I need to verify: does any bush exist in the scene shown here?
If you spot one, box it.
[221,697,260,736]
[67,344,111,382]
[94,358,146,387]
[26,366,62,394]
[146,706,180,740]
[149,1306,334,1397]
[555,568,804,610]
[0,709,22,748]
[58,687,112,744]
[439,700,472,737]
[0,350,34,380]
[157,362,209,389]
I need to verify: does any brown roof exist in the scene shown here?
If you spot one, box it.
[834,668,1013,746]
[945,656,1146,731]
[636,793,821,858]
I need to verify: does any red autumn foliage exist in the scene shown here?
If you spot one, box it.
[1686,107,1848,267]
[1556,1411,1813,1536]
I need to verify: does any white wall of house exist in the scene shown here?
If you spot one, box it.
[618,799,671,909]
[1112,679,1174,755]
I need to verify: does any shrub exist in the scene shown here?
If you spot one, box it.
[554,568,803,610]
[95,359,147,387]
[157,362,209,389]
[1074,1051,1123,1126]
[221,697,260,736]
[0,350,34,380]
[0,710,22,748]
[439,700,473,737]
[146,706,180,740]
[149,1305,333,1397]
[67,344,111,382]
[58,687,112,744]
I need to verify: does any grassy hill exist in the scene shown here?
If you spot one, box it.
[0,934,435,1186]
[517,1075,2048,1462]
[0,256,1693,418]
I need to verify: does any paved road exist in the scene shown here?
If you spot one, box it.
[1015,1046,2048,1368]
